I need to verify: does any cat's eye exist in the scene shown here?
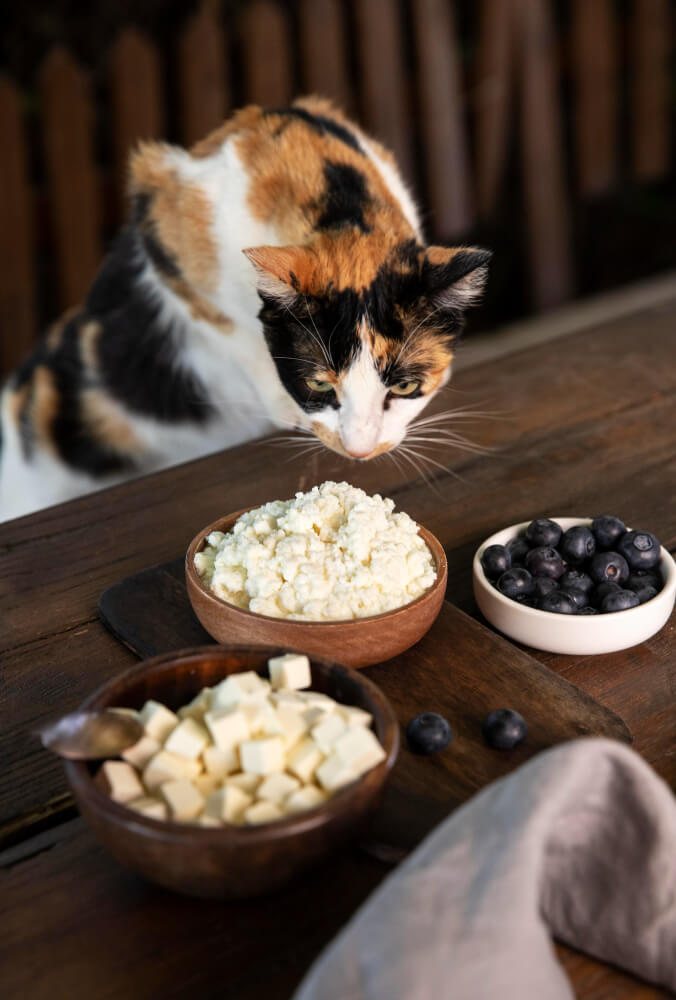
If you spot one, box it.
[306,378,334,393]
[390,380,420,397]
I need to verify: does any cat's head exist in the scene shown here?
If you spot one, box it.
[244,235,490,458]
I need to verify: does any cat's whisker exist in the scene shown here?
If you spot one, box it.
[404,435,497,456]
[396,442,468,485]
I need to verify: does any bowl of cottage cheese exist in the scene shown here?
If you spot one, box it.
[186,482,447,668]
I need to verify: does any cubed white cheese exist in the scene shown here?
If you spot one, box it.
[160,779,205,821]
[202,744,239,777]
[244,800,284,825]
[239,737,286,775]
[177,688,212,722]
[143,750,202,792]
[211,671,269,710]
[226,772,262,794]
[311,713,347,754]
[97,760,145,804]
[286,738,324,783]
[139,700,179,742]
[204,707,250,751]
[256,772,300,806]
[316,754,357,792]
[285,785,327,814]
[128,795,167,820]
[121,734,161,770]
[275,706,310,750]
[338,704,374,728]
[267,653,312,690]
[204,785,253,824]
[295,691,336,713]
[194,772,221,797]
[164,718,210,760]
[270,690,308,713]
[243,701,283,737]
[196,814,221,827]
[301,706,330,728]
[333,727,386,775]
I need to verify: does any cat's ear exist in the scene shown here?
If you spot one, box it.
[243,245,315,304]
[423,246,492,311]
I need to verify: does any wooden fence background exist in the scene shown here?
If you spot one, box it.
[0,0,673,376]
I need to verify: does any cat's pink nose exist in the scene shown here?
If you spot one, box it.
[345,447,372,459]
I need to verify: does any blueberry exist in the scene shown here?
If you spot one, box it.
[514,594,538,608]
[532,576,559,598]
[591,515,627,550]
[578,606,599,615]
[628,570,662,590]
[559,525,596,565]
[524,546,566,579]
[480,544,511,581]
[559,569,593,594]
[601,589,641,613]
[617,530,662,571]
[589,551,630,585]
[627,582,659,604]
[592,581,621,606]
[537,590,578,614]
[559,587,588,609]
[482,709,528,750]
[406,713,452,755]
[497,568,535,599]
[506,536,530,565]
[525,518,562,548]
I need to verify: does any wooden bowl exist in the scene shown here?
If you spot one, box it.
[63,645,399,898]
[185,510,447,668]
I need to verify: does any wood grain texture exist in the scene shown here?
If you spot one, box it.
[298,0,352,112]
[0,75,36,373]
[3,300,676,999]
[411,0,473,237]
[109,28,164,205]
[517,0,573,309]
[571,0,618,195]
[39,48,100,310]
[179,0,228,147]
[240,0,293,107]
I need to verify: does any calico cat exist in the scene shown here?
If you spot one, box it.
[0,96,490,522]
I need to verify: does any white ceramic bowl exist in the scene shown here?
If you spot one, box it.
[473,517,676,655]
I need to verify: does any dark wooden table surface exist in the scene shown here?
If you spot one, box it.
[3,296,675,999]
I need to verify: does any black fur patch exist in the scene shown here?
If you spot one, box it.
[131,192,181,279]
[316,161,371,233]
[91,228,214,424]
[264,106,362,154]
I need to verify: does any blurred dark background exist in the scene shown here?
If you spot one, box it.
[1,0,674,376]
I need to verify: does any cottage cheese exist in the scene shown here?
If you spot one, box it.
[194,481,436,621]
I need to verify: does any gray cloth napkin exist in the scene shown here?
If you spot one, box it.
[293,739,676,999]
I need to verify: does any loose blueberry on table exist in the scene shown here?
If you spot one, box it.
[483,516,663,614]
[482,709,528,750]
[406,713,453,755]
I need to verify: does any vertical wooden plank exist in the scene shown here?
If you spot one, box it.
[411,0,473,237]
[298,0,352,111]
[39,48,100,311]
[571,0,618,195]
[474,0,514,217]
[517,0,573,310]
[240,0,293,107]
[632,0,671,181]
[0,76,36,373]
[179,0,228,147]
[110,28,164,206]
[353,0,414,181]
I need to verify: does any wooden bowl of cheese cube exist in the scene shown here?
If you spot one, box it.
[63,645,399,898]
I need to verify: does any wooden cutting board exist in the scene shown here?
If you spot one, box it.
[99,559,631,853]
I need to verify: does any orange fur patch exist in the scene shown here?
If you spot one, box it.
[31,366,61,453]
[80,389,144,455]
[130,143,219,293]
[79,320,101,369]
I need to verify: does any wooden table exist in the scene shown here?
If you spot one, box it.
[3,294,675,999]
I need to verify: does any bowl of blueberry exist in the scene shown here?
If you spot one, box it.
[473,516,676,654]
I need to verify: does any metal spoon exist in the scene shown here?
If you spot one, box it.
[38,710,144,760]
